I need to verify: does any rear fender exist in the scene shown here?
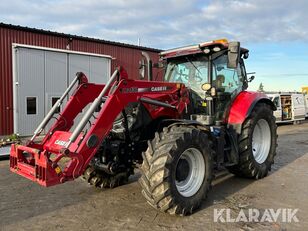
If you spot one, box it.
[227,91,275,134]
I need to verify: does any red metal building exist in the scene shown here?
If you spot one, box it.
[0,23,161,135]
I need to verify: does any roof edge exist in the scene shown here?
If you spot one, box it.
[0,22,162,53]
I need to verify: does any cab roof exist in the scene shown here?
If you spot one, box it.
[160,39,249,59]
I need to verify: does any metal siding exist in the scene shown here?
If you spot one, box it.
[0,25,160,135]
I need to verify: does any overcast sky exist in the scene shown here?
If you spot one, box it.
[0,0,307,91]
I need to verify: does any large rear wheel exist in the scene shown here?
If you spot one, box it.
[227,103,277,179]
[139,125,213,216]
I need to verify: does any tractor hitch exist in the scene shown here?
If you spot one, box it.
[10,143,62,186]
[10,131,85,186]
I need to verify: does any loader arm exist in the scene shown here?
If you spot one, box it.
[10,67,189,186]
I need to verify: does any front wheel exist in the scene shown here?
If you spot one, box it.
[227,103,277,179]
[139,125,213,216]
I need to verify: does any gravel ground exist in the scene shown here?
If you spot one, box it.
[0,122,308,231]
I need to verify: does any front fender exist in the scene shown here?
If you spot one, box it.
[227,91,275,134]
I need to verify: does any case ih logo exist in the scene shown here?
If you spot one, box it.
[121,86,169,93]
[151,86,167,92]
[55,140,69,147]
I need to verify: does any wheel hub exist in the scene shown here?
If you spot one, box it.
[252,119,271,164]
[176,159,190,182]
[175,148,205,197]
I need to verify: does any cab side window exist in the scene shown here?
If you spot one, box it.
[213,55,243,97]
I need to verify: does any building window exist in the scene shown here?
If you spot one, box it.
[26,97,37,115]
[51,97,61,113]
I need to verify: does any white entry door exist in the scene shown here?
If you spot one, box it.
[14,48,45,136]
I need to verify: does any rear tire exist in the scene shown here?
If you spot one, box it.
[139,125,213,216]
[227,103,277,179]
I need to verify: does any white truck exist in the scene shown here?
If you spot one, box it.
[267,93,307,124]
[304,94,308,118]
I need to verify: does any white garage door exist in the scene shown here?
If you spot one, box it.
[13,45,111,136]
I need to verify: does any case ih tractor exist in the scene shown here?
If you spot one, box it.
[10,39,277,216]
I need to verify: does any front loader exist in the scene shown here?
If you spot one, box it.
[10,39,277,215]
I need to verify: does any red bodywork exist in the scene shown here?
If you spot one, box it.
[227,91,273,133]
[10,68,189,186]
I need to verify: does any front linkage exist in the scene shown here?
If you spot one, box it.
[10,67,188,187]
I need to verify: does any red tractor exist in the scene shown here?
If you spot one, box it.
[10,39,277,216]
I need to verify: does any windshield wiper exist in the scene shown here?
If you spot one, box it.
[185,57,202,76]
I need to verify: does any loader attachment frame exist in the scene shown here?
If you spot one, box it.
[10,67,188,186]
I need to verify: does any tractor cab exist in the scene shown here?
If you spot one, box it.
[161,39,250,124]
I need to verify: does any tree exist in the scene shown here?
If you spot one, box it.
[258,83,264,92]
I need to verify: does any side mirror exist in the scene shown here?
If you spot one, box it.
[248,75,255,82]
[243,52,249,59]
[227,41,240,69]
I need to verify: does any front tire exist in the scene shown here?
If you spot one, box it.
[227,103,277,179]
[139,125,213,216]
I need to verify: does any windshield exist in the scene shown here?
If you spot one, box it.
[164,56,209,96]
